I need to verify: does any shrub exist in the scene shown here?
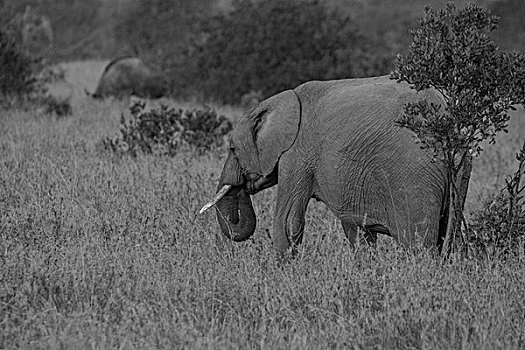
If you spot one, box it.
[38,95,72,117]
[467,142,525,257]
[182,0,391,104]
[0,30,71,114]
[0,29,38,102]
[35,65,73,116]
[102,101,233,157]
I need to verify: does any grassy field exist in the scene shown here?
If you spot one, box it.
[1,61,524,349]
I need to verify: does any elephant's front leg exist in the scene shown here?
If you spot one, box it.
[272,176,312,257]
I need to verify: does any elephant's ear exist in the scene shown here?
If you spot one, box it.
[254,90,300,176]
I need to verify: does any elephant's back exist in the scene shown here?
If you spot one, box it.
[296,76,442,108]
[306,76,445,183]
[94,57,153,96]
[297,76,446,243]
[98,57,152,85]
[101,56,149,76]
[296,76,443,140]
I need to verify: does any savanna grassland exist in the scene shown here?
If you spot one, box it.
[1,61,525,349]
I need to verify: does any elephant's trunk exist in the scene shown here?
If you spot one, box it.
[215,184,256,241]
[213,152,256,241]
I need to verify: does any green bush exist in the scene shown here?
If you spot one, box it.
[0,29,37,102]
[0,29,72,114]
[39,94,72,117]
[181,0,391,104]
[467,142,525,257]
[102,101,233,157]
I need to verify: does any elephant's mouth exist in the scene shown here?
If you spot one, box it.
[244,171,278,195]
[199,169,277,216]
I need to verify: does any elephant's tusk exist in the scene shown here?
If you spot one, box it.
[199,185,232,214]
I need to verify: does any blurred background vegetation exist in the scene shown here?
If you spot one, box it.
[0,0,523,104]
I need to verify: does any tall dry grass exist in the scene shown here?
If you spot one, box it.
[1,61,524,349]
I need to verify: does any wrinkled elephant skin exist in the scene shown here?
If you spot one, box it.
[211,76,470,256]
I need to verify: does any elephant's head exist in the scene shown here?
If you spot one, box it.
[201,90,301,241]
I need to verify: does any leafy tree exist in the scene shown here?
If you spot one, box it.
[115,0,215,69]
[185,0,390,104]
[392,3,525,254]
[0,0,111,61]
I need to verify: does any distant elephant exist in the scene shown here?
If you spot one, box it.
[87,56,169,99]
[201,75,470,256]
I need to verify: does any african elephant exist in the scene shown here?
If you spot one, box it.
[202,75,469,256]
[87,56,169,99]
